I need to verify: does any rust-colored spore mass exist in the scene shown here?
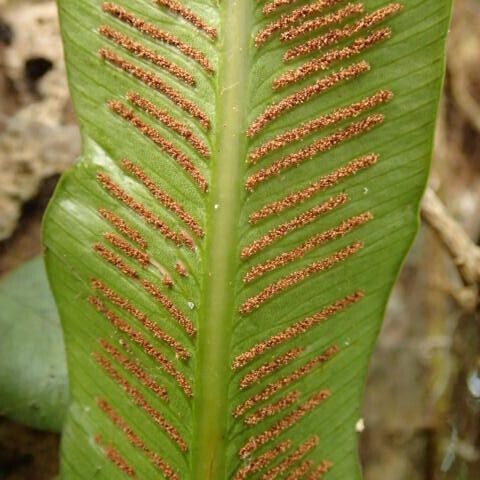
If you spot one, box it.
[245,212,373,283]
[233,346,338,418]
[175,261,189,277]
[163,273,174,288]
[275,29,392,88]
[262,0,301,16]
[281,3,365,42]
[261,436,319,480]
[97,399,179,479]
[100,49,210,130]
[99,209,147,249]
[286,460,314,480]
[155,0,217,39]
[285,3,403,60]
[308,461,334,479]
[246,114,384,191]
[239,347,303,390]
[241,194,348,259]
[255,0,343,46]
[100,340,169,400]
[247,62,370,138]
[101,2,214,73]
[95,435,136,477]
[238,390,331,458]
[233,440,292,480]
[103,232,150,266]
[108,101,208,192]
[97,173,194,248]
[142,279,196,337]
[93,353,188,451]
[127,92,210,158]
[93,243,138,278]
[240,242,363,315]
[233,294,361,370]
[250,154,378,222]
[249,91,392,163]
[92,279,190,360]
[98,25,195,86]
[244,391,300,426]
[122,159,204,237]
[89,296,192,396]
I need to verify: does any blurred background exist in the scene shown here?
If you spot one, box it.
[0,0,479,478]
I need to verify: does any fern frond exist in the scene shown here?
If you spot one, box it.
[43,1,451,478]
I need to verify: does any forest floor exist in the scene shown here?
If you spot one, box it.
[0,0,479,479]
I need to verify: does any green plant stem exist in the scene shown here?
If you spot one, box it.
[191,2,252,479]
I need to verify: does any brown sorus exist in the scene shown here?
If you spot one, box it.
[100,49,210,130]
[97,399,179,479]
[247,62,370,138]
[127,92,210,158]
[101,2,214,73]
[245,212,373,283]
[92,279,190,360]
[93,243,138,278]
[285,3,403,60]
[108,101,208,192]
[249,91,392,163]
[89,296,192,396]
[175,261,189,277]
[154,0,217,39]
[281,3,365,41]
[95,434,136,477]
[97,173,194,248]
[239,347,303,390]
[143,279,196,337]
[98,25,195,85]
[244,391,300,426]
[261,436,318,479]
[240,242,363,315]
[250,154,378,222]
[93,353,188,451]
[275,29,392,89]
[103,232,150,266]
[234,440,292,480]
[99,209,147,249]
[255,0,343,46]
[100,340,169,400]
[122,158,204,237]
[163,273,174,288]
[238,390,330,458]
[286,460,314,480]
[232,294,361,370]
[234,346,338,417]
[245,114,384,191]
[307,461,334,479]
[262,0,301,15]
[241,194,348,259]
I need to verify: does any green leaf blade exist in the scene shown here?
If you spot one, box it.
[0,257,68,432]
[44,1,451,478]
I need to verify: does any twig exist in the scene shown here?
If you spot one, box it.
[421,188,480,288]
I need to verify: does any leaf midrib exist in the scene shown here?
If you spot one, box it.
[192,2,252,479]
